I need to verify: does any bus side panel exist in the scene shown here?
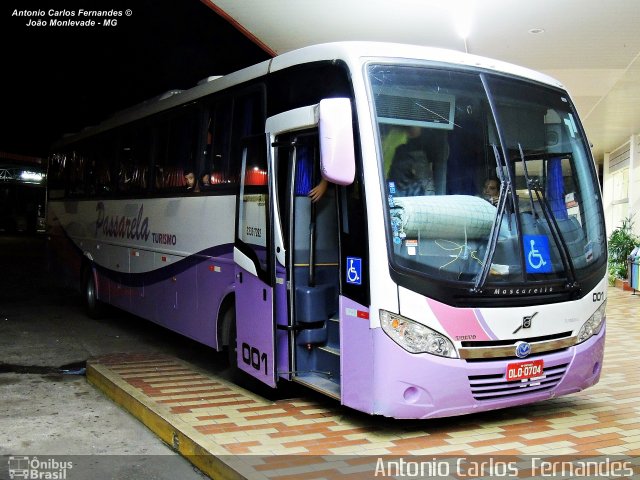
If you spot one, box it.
[196,255,236,349]
[128,247,154,318]
[46,201,83,290]
[48,196,237,349]
[94,247,235,349]
[339,296,375,414]
[94,268,109,303]
[275,264,290,380]
[108,243,131,311]
[154,252,190,329]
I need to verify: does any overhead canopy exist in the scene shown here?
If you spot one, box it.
[207,0,640,163]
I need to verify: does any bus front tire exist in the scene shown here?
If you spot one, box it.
[222,306,238,375]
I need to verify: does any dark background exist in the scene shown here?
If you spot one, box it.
[1,0,271,158]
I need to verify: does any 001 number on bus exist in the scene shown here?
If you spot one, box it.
[242,342,268,375]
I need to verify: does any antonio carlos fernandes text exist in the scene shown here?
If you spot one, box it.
[373,457,634,477]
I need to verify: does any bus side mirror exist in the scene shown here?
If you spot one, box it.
[318,98,355,186]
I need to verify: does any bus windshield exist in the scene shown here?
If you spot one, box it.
[368,64,606,287]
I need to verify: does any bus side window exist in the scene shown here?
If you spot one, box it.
[87,135,116,197]
[118,126,151,194]
[47,152,67,200]
[67,149,88,198]
[230,90,265,185]
[204,99,233,187]
[153,108,199,192]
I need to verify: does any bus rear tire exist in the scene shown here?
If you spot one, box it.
[84,269,103,319]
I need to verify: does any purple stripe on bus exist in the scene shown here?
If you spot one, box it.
[473,308,499,340]
[94,244,235,285]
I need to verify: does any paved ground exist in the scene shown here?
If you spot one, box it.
[0,234,211,478]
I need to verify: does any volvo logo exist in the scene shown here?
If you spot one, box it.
[515,341,532,358]
[513,312,538,334]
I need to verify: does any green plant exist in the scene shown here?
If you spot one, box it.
[607,216,640,280]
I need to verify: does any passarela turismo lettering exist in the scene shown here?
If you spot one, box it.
[151,233,177,246]
[95,202,150,241]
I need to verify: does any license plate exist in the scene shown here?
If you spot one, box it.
[506,359,544,381]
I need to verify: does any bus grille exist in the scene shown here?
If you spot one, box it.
[468,363,569,401]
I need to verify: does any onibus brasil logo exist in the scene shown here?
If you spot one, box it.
[8,456,73,479]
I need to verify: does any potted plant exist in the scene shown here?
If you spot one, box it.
[607,216,640,288]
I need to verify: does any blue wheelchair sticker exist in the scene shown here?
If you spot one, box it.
[523,235,552,273]
[346,257,362,285]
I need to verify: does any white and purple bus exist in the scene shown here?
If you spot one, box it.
[47,42,607,419]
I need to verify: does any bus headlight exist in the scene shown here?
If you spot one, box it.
[380,310,458,358]
[576,301,606,344]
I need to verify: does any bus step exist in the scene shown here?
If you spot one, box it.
[327,317,340,348]
[294,374,340,400]
[315,344,340,381]
[318,345,340,356]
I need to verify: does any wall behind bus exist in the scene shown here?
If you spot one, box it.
[602,133,640,238]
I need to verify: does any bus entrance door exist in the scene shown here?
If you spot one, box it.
[289,136,341,399]
[233,135,277,387]
[268,104,342,400]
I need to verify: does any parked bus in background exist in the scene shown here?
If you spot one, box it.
[0,157,46,234]
[47,42,607,418]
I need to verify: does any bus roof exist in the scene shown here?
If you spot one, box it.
[53,41,565,149]
[270,42,564,88]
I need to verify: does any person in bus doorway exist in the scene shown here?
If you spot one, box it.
[184,169,199,192]
[295,144,331,203]
[308,178,329,203]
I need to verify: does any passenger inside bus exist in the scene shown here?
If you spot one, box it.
[184,170,199,192]
[382,127,409,176]
[387,126,435,197]
[200,171,211,190]
[481,177,500,205]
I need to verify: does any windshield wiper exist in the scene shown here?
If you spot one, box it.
[473,144,510,292]
[518,144,579,289]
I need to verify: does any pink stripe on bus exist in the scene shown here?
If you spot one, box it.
[426,298,492,341]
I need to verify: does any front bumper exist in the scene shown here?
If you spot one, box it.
[368,324,605,419]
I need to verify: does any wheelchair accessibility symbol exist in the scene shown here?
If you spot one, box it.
[523,235,552,273]
[346,257,362,285]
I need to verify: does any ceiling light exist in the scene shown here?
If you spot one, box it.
[452,0,475,40]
